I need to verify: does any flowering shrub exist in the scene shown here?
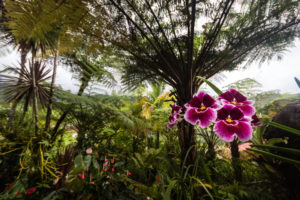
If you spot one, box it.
[168,89,261,142]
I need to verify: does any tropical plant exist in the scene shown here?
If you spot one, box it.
[96,0,300,165]
[0,61,51,123]
[52,54,117,135]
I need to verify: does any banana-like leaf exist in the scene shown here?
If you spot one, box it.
[197,76,222,95]
[247,148,300,165]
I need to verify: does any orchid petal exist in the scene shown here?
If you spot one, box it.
[251,114,262,127]
[230,89,247,102]
[230,107,244,120]
[219,91,234,102]
[237,104,255,117]
[235,121,253,141]
[217,104,235,120]
[214,121,235,142]
[198,108,217,128]
[167,123,176,129]
[186,96,202,108]
[184,108,199,125]
[202,94,215,107]
[184,108,216,128]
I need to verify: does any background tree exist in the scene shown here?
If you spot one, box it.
[94,0,300,165]
[52,52,116,135]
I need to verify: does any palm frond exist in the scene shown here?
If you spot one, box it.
[0,60,51,108]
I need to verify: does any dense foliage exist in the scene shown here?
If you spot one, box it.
[0,0,300,199]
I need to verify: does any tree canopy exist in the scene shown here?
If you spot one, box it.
[91,0,300,103]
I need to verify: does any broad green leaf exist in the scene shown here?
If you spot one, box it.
[74,154,84,169]
[197,76,222,95]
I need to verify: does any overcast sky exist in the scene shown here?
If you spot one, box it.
[1,40,300,95]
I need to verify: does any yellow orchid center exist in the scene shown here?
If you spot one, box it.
[226,118,233,123]
[200,105,206,110]
[232,100,237,105]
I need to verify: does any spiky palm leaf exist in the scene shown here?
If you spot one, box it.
[0,61,51,110]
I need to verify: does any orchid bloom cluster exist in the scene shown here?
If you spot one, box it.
[167,89,262,142]
[167,103,182,129]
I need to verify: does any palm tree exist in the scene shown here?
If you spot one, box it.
[95,0,300,165]
[1,1,33,126]
[3,0,60,134]
[0,61,51,122]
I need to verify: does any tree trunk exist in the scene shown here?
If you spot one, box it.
[176,81,197,167]
[7,47,28,128]
[230,138,242,182]
[31,51,39,135]
[45,45,59,132]
[177,120,197,167]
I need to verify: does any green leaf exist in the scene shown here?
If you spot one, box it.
[164,180,177,200]
[92,157,99,170]
[268,121,300,137]
[247,148,300,165]
[197,76,223,95]
[266,138,288,145]
[74,154,84,169]
[190,176,214,200]
[252,144,300,156]
[251,125,267,145]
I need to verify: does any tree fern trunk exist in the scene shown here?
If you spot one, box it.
[177,84,197,167]
[45,45,59,132]
[230,138,242,181]
[177,120,196,167]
